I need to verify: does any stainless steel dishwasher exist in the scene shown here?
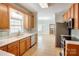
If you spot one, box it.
[31,35,36,46]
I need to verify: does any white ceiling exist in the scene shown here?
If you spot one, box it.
[17,3,72,22]
[18,3,72,14]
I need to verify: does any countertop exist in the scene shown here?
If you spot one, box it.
[61,35,79,45]
[65,37,79,45]
[0,32,37,47]
[0,50,15,56]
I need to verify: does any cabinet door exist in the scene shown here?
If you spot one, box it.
[0,45,8,52]
[8,41,19,56]
[24,14,29,29]
[26,37,31,50]
[74,4,79,29]
[0,4,9,29]
[24,15,34,30]
[29,16,34,28]
[67,9,71,19]
[28,15,33,29]
[65,44,79,56]
[69,8,71,18]
[63,13,66,20]
[64,11,69,21]
[19,38,26,55]
[71,4,74,18]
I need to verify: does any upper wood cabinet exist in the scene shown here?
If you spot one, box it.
[74,3,79,29]
[0,4,9,29]
[24,14,34,30]
[28,15,34,29]
[67,8,71,19]
[71,4,75,18]
[63,12,68,21]
[63,3,79,29]
[24,14,29,29]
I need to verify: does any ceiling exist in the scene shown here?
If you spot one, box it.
[18,3,72,13]
[17,3,72,20]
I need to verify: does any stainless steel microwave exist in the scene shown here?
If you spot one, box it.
[66,18,74,29]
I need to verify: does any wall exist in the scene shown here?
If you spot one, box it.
[37,14,55,34]
[38,14,55,24]
[55,13,64,23]
[71,29,79,39]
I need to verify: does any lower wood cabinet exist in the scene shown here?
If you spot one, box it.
[0,35,37,56]
[65,44,79,56]
[7,41,19,56]
[0,45,8,52]
[26,37,31,50]
[19,38,26,55]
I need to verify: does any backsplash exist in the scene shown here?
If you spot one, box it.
[71,29,79,39]
[0,29,37,39]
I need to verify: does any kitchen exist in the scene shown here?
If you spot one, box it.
[0,3,79,56]
[0,3,37,56]
[56,3,79,56]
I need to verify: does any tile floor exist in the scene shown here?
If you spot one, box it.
[23,34,60,56]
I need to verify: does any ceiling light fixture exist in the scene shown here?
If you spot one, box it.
[39,3,48,8]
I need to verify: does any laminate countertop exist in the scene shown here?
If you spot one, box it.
[0,32,37,47]
[0,50,15,56]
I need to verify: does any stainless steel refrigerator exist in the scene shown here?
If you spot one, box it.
[55,22,68,47]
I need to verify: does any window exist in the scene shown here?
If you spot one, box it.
[9,8,24,33]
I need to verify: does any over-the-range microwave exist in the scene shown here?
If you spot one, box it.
[66,18,74,29]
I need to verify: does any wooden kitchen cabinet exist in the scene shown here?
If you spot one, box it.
[65,44,79,56]
[63,12,68,21]
[63,3,79,29]
[24,14,29,29]
[71,4,75,18]
[0,45,8,52]
[29,15,34,28]
[26,36,31,50]
[64,4,74,20]
[67,8,71,19]
[63,13,66,21]
[74,3,79,29]
[19,38,26,55]
[24,14,34,30]
[0,34,37,56]
[0,4,9,29]
[7,41,19,56]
